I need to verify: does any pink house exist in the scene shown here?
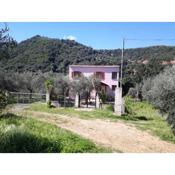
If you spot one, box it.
[69,65,120,98]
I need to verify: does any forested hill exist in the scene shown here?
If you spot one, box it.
[0,35,175,73]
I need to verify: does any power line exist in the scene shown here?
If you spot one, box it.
[125,38,175,41]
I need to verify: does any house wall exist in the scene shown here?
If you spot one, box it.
[69,65,120,89]
[69,65,120,99]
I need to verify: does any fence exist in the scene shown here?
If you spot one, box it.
[8,92,46,104]
[51,95,75,107]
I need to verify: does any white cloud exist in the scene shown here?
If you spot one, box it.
[63,35,77,41]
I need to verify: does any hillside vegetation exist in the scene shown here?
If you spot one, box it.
[0,35,175,74]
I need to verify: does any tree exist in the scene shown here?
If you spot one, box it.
[142,65,175,113]
[53,75,70,106]
[0,24,14,111]
[123,59,166,95]
[0,23,16,61]
[13,72,43,94]
[71,76,94,107]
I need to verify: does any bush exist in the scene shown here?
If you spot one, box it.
[128,87,137,98]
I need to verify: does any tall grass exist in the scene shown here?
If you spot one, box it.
[0,113,110,153]
[125,96,175,143]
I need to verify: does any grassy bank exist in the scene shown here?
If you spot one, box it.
[28,97,175,143]
[125,97,175,143]
[0,113,110,153]
[29,103,118,121]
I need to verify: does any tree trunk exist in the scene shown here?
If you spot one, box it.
[86,93,89,108]
[29,89,33,103]
[64,91,66,107]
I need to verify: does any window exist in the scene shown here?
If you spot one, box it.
[72,71,82,79]
[112,85,116,91]
[112,72,117,80]
[94,72,105,80]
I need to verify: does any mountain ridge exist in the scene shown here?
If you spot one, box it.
[0,35,175,73]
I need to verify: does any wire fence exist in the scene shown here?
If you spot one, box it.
[8,92,46,104]
[7,92,75,106]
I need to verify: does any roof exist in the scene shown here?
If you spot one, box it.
[69,65,120,68]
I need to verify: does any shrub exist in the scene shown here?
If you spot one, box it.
[141,77,153,101]
[128,87,137,98]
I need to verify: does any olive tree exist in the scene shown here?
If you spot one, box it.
[0,24,13,111]
[142,65,175,113]
[71,76,97,107]
[53,75,70,106]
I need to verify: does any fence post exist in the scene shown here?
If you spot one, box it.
[114,87,124,116]
[75,93,80,108]
[46,90,50,103]
[96,93,100,109]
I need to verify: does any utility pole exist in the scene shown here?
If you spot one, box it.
[115,38,125,116]
[120,38,125,88]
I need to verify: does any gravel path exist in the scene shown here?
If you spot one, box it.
[17,110,175,153]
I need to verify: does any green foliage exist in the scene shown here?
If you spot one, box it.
[1,35,175,98]
[0,24,17,61]
[122,58,167,94]
[0,35,174,75]
[124,96,175,142]
[45,79,54,90]
[0,91,7,112]
[142,65,175,113]
[71,76,94,103]
[128,87,137,98]
[53,75,70,96]
[141,66,175,129]
[0,113,109,153]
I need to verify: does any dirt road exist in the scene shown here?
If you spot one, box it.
[16,110,175,153]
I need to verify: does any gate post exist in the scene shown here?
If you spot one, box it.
[46,90,50,103]
[114,87,124,116]
[75,93,80,108]
[95,93,100,109]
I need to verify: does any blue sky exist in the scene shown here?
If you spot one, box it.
[6,22,175,49]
